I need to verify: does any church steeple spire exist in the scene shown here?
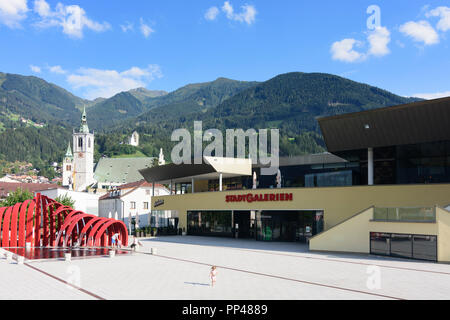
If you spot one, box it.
[80,106,89,133]
[65,142,73,158]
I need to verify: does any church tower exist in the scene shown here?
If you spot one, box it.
[62,142,73,189]
[72,107,95,192]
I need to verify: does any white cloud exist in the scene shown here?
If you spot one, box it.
[48,65,66,74]
[367,26,391,57]
[332,26,391,63]
[140,18,154,38]
[0,0,28,28]
[330,39,365,63]
[221,1,256,25]
[412,91,450,100]
[33,0,110,39]
[30,65,41,73]
[399,20,439,45]
[222,1,234,19]
[426,6,450,32]
[205,6,220,21]
[120,22,134,32]
[33,0,50,17]
[66,65,163,100]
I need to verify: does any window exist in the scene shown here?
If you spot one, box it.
[88,138,91,148]
[187,211,232,236]
[130,202,136,209]
[143,202,149,209]
[66,165,71,171]
[370,232,437,261]
[78,137,83,148]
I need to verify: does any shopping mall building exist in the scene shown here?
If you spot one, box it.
[140,97,450,262]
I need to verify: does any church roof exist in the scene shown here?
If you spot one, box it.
[94,157,156,185]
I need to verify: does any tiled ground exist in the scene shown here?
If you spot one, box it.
[1,236,449,300]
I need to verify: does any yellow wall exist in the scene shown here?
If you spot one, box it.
[152,184,450,233]
[309,206,450,261]
[438,207,450,262]
[309,207,373,253]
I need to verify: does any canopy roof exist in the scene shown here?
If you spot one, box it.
[318,96,450,153]
[139,156,252,184]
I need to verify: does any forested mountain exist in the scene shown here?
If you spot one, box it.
[0,72,88,127]
[89,77,259,129]
[85,92,147,130]
[113,72,421,157]
[0,71,422,171]
[128,87,167,101]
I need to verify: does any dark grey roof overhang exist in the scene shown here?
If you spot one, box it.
[318,96,450,152]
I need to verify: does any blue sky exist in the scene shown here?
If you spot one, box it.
[0,0,449,100]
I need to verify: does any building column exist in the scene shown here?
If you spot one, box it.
[219,173,223,191]
[368,147,374,186]
[149,182,155,227]
[191,178,195,193]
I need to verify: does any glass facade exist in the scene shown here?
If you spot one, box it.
[205,162,360,192]
[370,232,437,262]
[187,211,233,237]
[337,140,450,185]
[373,207,436,222]
[150,210,179,228]
[187,210,324,242]
[396,141,450,184]
[255,211,321,242]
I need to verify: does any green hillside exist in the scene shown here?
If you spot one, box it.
[0,71,422,168]
[0,72,89,126]
[112,72,421,158]
[89,77,259,130]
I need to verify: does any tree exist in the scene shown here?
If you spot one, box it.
[55,194,75,208]
[0,187,33,207]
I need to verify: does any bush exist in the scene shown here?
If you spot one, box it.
[0,187,33,207]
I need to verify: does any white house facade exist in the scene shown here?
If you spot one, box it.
[98,181,174,229]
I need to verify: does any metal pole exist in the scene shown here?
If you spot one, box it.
[368,147,374,186]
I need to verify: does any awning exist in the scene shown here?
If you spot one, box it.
[139,156,252,184]
[318,96,450,152]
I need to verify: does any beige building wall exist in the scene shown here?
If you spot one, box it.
[151,184,450,233]
[437,207,450,262]
[310,206,450,262]
[309,207,374,254]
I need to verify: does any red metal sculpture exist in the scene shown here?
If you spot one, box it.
[0,193,128,248]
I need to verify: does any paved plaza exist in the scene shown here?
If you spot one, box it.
[1,236,450,300]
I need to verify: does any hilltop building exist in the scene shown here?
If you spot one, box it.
[128,131,139,147]
[158,148,166,166]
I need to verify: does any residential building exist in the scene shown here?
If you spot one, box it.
[98,180,172,229]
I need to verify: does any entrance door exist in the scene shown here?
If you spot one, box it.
[256,213,273,241]
[233,211,252,239]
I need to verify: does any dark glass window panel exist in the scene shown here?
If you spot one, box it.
[370,232,390,256]
[187,211,232,237]
[390,234,412,258]
[413,235,437,261]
